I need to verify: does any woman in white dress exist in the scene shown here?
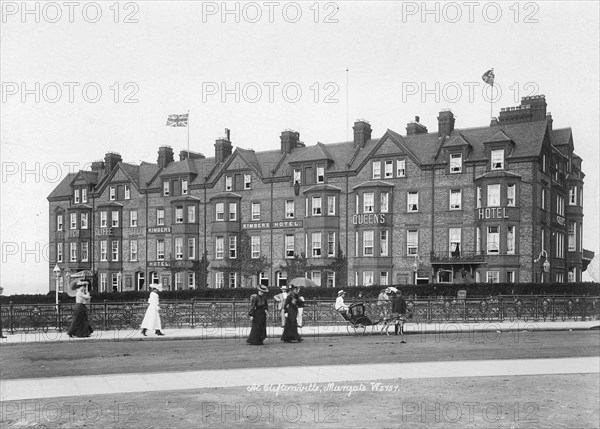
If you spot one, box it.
[141,283,164,336]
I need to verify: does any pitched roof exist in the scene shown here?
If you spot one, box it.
[47,173,76,200]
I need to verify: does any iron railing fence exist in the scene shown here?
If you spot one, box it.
[1,296,598,334]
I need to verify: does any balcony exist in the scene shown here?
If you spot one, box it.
[430,246,486,263]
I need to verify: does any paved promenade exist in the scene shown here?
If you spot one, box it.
[0,319,597,344]
[2,357,598,402]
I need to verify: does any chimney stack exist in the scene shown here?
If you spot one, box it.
[523,95,547,121]
[280,129,300,154]
[437,110,455,137]
[215,128,232,163]
[104,152,122,172]
[353,119,372,148]
[157,146,174,168]
[179,150,205,161]
[91,160,105,172]
[406,116,428,135]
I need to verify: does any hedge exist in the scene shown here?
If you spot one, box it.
[1,282,599,304]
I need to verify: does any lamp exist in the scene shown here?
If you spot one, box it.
[53,264,61,312]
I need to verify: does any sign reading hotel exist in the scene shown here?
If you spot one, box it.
[353,213,386,225]
[242,220,303,229]
[478,207,509,220]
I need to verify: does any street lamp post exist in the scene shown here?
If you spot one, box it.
[53,264,61,313]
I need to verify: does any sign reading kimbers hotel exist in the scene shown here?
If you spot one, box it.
[242,220,303,229]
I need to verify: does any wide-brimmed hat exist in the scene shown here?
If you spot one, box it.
[257,285,269,293]
[71,280,88,291]
[337,290,345,296]
[281,285,288,290]
[151,283,163,291]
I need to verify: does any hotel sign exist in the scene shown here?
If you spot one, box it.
[148,227,171,234]
[353,213,386,225]
[242,220,303,229]
[148,261,170,268]
[478,207,509,220]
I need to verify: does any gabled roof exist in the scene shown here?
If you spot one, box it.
[550,128,572,147]
[443,133,472,149]
[47,173,76,200]
[288,142,333,163]
[69,170,99,186]
[485,129,513,144]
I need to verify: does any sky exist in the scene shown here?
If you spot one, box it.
[1,1,599,295]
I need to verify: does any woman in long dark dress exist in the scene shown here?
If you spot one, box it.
[246,285,269,345]
[281,285,303,343]
[67,281,94,338]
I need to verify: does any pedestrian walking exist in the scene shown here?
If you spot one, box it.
[67,280,94,338]
[296,287,305,328]
[246,285,269,346]
[281,285,303,343]
[377,288,390,318]
[273,285,288,328]
[391,290,408,343]
[141,283,164,336]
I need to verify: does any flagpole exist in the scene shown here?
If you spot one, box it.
[187,109,190,153]
[490,68,494,121]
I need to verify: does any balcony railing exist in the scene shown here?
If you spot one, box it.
[430,246,486,263]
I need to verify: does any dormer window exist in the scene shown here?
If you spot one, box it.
[293,169,301,184]
[110,186,116,200]
[163,182,169,196]
[244,174,251,189]
[372,161,381,179]
[491,149,504,170]
[316,167,325,183]
[182,180,188,195]
[225,176,233,191]
[450,153,462,173]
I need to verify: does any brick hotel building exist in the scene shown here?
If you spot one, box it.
[48,95,592,292]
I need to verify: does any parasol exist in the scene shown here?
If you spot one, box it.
[288,277,318,288]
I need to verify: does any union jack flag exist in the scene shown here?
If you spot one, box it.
[166,113,188,127]
[482,69,494,86]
